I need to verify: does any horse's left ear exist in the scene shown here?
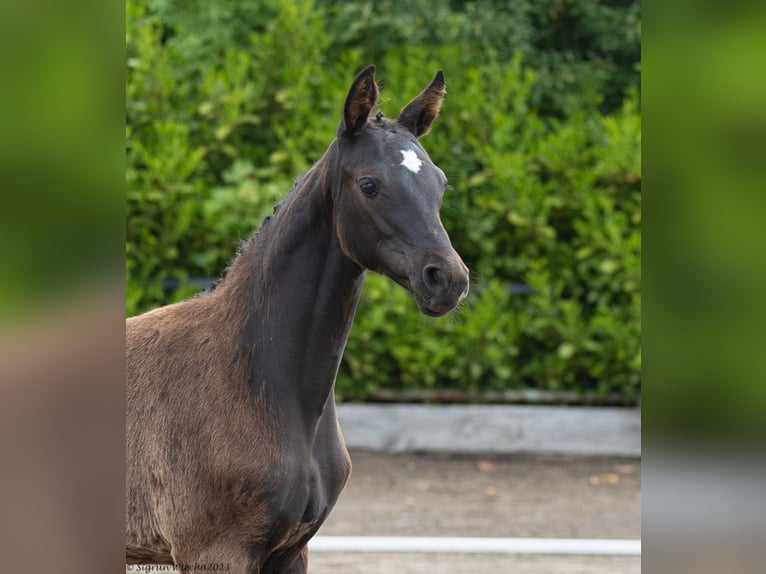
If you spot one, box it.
[342,64,379,137]
[396,70,446,137]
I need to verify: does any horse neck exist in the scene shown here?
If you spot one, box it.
[216,145,365,439]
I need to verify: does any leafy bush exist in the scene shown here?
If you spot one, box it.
[126,0,641,403]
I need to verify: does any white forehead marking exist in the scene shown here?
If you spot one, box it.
[399,149,422,174]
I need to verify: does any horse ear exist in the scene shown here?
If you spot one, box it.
[342,64,379,137]
[396,70,446,137]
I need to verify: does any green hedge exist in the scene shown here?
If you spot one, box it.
[126,0,641,403]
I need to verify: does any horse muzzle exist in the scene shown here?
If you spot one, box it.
[414,253,470,317]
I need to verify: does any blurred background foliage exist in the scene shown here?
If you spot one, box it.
[126,0,641,404]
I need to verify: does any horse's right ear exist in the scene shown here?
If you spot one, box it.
[341,65,379,137]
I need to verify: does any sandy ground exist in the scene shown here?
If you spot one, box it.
[130,452,641,573]
[311,451,641,574]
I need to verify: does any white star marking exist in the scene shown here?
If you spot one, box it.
[399,149,422,174]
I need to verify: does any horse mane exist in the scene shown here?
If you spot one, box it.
[203,197,287,294]
[204,143,338,295]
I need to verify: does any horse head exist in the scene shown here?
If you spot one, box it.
[332,65,469,316]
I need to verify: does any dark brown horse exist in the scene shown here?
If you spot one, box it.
[126,65,469,573]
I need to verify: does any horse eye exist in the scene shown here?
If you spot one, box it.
[359,177,377,197]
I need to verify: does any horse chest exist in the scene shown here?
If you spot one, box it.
[268,446,349,558]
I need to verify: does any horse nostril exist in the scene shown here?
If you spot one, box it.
[423,264,444,292]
